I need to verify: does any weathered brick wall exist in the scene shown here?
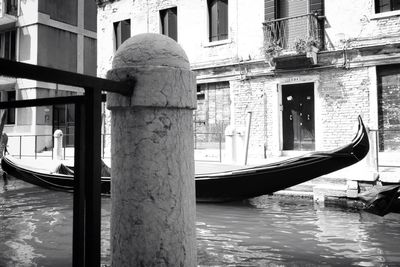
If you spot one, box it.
[194,82,231,142]
[318,67,371,149]
[231,78,267,159]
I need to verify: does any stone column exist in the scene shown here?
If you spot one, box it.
[53,129,63,160]
[107,33,197,266]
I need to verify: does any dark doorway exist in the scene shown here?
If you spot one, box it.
[282,83,315,150]
[53,104,75,147]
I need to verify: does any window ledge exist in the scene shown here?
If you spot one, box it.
[371,10,400,20]
[203,38,232,48]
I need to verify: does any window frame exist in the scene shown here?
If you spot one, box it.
[113,19,131,51]
[160,6,178,42]
[375,0,400,14]
[207,0,229,43]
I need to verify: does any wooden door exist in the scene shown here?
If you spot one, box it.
[282,83,315,150]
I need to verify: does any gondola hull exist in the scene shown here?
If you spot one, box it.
[196,116,369,202]
[1,116,369,202]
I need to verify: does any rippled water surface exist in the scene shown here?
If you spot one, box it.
[2,177,400,266]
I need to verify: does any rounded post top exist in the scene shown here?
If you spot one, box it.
[112,33,190,70]
[107,33,196,110]
[53,129,63,137]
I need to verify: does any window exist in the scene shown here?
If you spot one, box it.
[377,65,400,151]
[208,0,228,42]
[114,19,131,50]
[0,30,16,61]
[6,91,15,124]
[375,0,400,13]
[6,0,18,16]
[160,7,177,41]
[196,85,205,100]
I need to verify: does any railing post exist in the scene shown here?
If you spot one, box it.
[107,33,197,266]
[73,88,102,267]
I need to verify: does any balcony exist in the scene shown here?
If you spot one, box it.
[263,13,324,69]
[0,0,17,30]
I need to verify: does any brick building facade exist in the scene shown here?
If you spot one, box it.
[97,0,400,183]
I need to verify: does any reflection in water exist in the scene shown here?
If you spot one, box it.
[0,178,72,267]
[1,178,400,266]
[196,198,400,266]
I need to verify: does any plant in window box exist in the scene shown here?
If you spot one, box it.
[264,40,283,66]
[294,38,320,53]
[294,37,319,64]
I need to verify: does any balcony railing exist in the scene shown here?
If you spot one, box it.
[263,13,323,55]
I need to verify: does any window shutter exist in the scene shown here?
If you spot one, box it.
[265,0,276,21]
[218,0,228,40]
[168,8,178,41]
[310,0,324,15]
[120,20,131,45]
[209,0,218,41]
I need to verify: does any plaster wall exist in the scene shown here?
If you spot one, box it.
[97,0,264,76]
[324,0,400,49]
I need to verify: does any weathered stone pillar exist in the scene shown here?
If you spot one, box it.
[53,129,63,160]
[107,33,197,266]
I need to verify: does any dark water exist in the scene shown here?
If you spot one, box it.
[2,177,400,267]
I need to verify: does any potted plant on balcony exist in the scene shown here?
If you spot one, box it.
[264,40,283,66]
[294,37,319,64]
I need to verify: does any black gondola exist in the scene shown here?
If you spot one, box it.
[1,116,369,202]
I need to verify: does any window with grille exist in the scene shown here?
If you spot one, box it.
[113,19,131,51]
[375,0,400,13]
[208,0,228,42]
[160,7,177,41]
[6,0,18,16]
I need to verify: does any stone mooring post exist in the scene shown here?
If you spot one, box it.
[53,129,63,160]
[107,33,197,266]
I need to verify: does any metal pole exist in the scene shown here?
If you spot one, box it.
[83,88,102,266]
[35,135,37,159]
[73,103,85,267]
[219,133,222,162]
[72,88,102,267]
[64,135,66,160]
[244,111,252,165]
[19,136,21,159]
[375,130,379,172]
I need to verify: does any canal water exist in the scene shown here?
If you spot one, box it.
[1,177,400,266]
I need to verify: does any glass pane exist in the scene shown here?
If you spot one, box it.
[376,0,391,13]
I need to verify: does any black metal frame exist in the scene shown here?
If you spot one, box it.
[0,58,133,267]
